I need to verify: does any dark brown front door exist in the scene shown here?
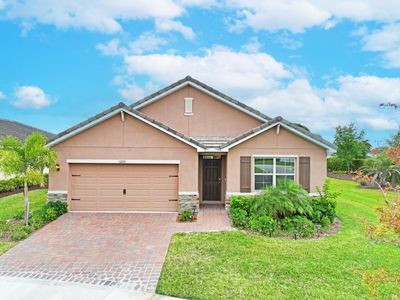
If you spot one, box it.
[202,159,221,201]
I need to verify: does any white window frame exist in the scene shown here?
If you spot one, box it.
[251,155,298,192]
[184,97,193,115]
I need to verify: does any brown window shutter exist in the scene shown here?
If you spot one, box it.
[299,157,311,192]
[240,156,251,192]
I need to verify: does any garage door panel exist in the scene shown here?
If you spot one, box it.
[124,201,177,211]
[69,164,178,211]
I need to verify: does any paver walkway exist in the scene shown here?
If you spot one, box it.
[0,205,232,292]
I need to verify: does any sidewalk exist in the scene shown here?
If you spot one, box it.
[0,276,183,300]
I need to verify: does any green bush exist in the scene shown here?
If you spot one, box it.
[230,208,248,228]
[283,216,317,239]
[327,156,364,173]
[310,181,338,226]
[250,181,313,219]
[248,215,279,237]
[0,176,46,193]
[30,201,67,226]
[229,180,337,239]
[10,230,28,241]
[179,210,193,222]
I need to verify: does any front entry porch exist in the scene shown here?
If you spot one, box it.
[198,154,227,204]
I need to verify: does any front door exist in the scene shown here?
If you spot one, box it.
[202,158,221,201]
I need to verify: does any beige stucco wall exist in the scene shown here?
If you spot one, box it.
[49,114,198,193]
[139,86,263,137]
[226,127,327,193]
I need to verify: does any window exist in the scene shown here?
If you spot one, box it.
[184,97,193,115]
[254,157,295,190]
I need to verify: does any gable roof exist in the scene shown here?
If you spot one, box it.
[47,103,205,151]
[219,116,336,151]
[131,76,272,122]
[0,119,54,141]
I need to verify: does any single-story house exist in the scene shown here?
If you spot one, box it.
[47,76,335,212]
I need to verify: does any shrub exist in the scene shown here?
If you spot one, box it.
[229,196,253,214]
[30,201,67,226]
[179,210,193,222]
[251,181,313,219]
[248,215,279,237]
[283,216,317,239]
[230,208,248,228]
[327,156,364,173]
[10,230,28,241]
[13,210,25,220]
[310,180,338,226]
[0,175,45,193]
[229,196,254,227]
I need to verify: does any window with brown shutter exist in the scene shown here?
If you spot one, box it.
[299,157,311,192]
[240,156,251,192]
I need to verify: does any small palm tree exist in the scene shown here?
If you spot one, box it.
[363,153,400,186]
[0,132,57,225]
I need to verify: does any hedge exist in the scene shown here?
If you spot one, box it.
[0,174,48,193]
[327,157,364,173]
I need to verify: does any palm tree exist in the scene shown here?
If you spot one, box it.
[0,132,57,225]
[363,153,400,187]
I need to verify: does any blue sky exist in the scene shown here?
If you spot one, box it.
[0,1,399,147]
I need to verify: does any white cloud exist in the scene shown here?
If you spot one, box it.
[97,32,168,57]
[155,19,195,40]
[124,46,291,99]
[3,0,183,33]
[12,86,55,109]
[241,37,261,53]
[96,39,123,56]
[0,91,5,99]
[129,32,167,54]
[360,23,400,68]
[121,47,399,131]
[226,0,400,33]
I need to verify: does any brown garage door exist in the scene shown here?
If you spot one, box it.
[69,164,178,212]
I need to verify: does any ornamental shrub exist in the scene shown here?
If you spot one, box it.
[250,181,313,219]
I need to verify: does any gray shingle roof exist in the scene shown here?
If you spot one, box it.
[131,76,272,121]
[0,119,54,141]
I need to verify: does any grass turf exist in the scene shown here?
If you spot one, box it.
[156,179,400,299]
[0,189,47,255]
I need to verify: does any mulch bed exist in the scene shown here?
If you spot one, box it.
[176,215,198,222]
[0,185,45,198]
[242,218,342,240]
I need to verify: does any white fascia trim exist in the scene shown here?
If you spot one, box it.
[178,192,199,196]
[221,122,333,151]
[67,159,180,164]
[48,190,68,194]
[47,108,204,151]
[134,81,269,122]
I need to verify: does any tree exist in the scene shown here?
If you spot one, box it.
[386,130,400,148]
[333,123,371,172]
[0,132,57,225]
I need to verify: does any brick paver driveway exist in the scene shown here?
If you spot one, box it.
[0,205,232,292]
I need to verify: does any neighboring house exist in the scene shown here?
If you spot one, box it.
[0,119,54,179]
[47,76,335,212]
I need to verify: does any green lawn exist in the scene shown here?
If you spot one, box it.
[0,189,47,254]
[157,179,400,299]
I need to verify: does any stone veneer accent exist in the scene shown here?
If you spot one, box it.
[47,192,68,203]
[178,193,199,214]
